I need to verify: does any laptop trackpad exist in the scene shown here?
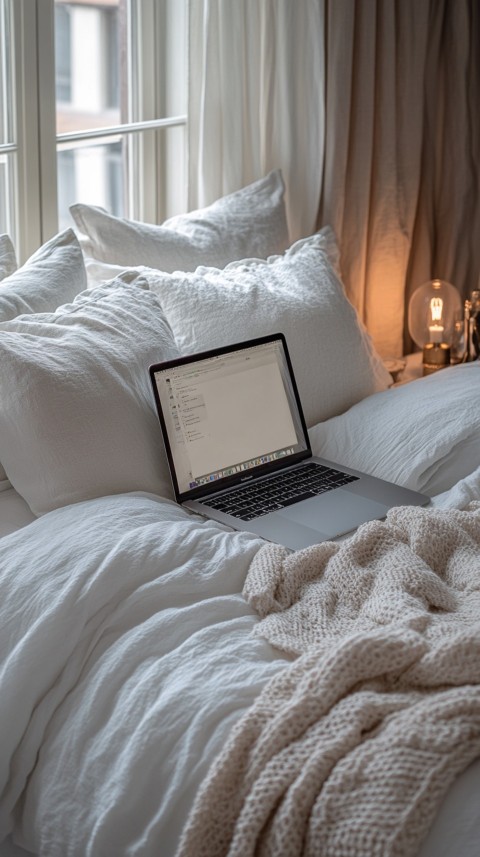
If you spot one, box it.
[277,489,389,539]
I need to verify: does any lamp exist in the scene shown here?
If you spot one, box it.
[408,279,463,375]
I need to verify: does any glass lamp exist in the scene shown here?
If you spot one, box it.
[408,279,463,375]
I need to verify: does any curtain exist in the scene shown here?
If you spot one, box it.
[187,0,480,358]
[187,0,324,242]
[318,0,480,358]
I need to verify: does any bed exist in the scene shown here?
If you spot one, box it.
[1,170,480,857]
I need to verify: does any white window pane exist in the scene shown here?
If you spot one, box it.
[54,0,122,134]
[57,139,124,231]
[53,0,187,226]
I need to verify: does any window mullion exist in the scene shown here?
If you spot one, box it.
[127,0,157,223]
[12,0,57,262]
[12,0,42,261]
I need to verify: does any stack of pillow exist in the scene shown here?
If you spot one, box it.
[0,169,392,516]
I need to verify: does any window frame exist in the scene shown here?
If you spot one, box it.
[8,0,187,263]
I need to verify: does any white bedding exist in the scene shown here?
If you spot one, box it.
[0,494,285,856]
[1,363,480,856]
[1,207,480,855]
[0,466,480,856]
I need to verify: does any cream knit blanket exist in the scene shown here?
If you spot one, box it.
[177,504,480,857]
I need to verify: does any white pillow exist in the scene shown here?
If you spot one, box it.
[0,234,17,280]
[70,169,289,270]
[82,224,341,292]
[308,361,480,496]
[0,228,87,323]
[0,229,88,490]
[0,279,179,515]
[146,232,391,427]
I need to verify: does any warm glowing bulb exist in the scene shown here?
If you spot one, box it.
[430,296,443,322]
[428,296,444,343]
[408,278,462,352]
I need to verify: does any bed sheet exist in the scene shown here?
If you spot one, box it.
[1,466,480,857]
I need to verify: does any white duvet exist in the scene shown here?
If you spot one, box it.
[1,360,480,857]
[1,470,480,857]
[0,494,286,856]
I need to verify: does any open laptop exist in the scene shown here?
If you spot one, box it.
[149,333,429,551]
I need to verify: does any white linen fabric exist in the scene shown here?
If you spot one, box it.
[0,235,17,280]
[82,221,341,291]
[1,472,480,857]
[147,231,391,427]
[70,169,289,270]
[0,279,179,515]
[83,257,141,289]
[0,228,87,488]
[309,361,480,497]
[187,1,323,244]
[0,493,283,856]
[0,228,86,323]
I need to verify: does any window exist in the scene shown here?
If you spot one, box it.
[0,0,15,238]
[1,0,187,262]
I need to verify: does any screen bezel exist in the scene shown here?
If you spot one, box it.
[149,333,312,503]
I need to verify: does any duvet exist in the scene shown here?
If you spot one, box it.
[0,494,284,856]
[2,465,480,857]
[2,181,480,857]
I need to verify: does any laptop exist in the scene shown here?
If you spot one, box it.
[149,333,429,551]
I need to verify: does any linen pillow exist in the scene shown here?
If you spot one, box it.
[0,229,88,490]
[308,361,480,497]
[0,279,179,515]
[0,234,17,280]
[0,228,87,323]
[82,224,342,291]
[70,169,289,270]
[146,232,391,427]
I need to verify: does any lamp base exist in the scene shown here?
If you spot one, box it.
[422,342,451,376]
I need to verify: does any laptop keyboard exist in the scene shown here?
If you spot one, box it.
[202,462,359,521]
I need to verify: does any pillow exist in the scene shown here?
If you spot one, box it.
[308,361,480,497]
[0,234,17,280]
[82,224,341,291]
[146,231,391,427]
[0,228,87,323]
[0,229,88,490]
[0,278,179,515]
[70,169,289,270]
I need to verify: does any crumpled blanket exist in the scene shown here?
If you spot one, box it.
[177,503,480,857]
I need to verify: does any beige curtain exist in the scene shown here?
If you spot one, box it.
[318,0,480,358]
[188,0,480,358]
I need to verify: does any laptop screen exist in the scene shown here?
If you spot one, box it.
[150,335,310,499]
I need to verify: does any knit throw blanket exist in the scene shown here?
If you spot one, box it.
[177,504,480,857]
